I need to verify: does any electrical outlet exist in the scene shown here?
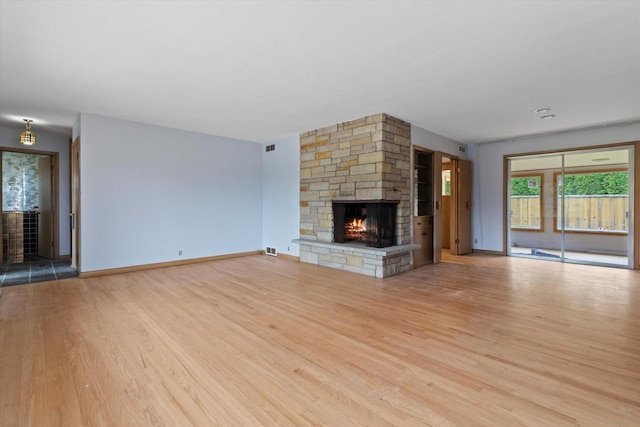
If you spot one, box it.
[179,250,183,256]
[474,239,478,244]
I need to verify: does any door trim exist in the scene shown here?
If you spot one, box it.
[71,137,81,271]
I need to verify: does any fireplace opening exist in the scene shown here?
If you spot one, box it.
[333,201,397,248]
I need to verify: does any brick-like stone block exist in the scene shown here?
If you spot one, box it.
[317,231,333,242]
[343,117,368,129]
[350,164,376,175]
[351,135,372,146]
[356,188,384,200]
[331,129,354,139]
[347,255,363,267]
[332,148,351,158]
[309,182,330,191]
[319,219,332,228]
[300,134,317,145]
[301,152,315,161]
[352,124,376,135]
[300,191,319,202]
[347,172,381,183]
[355,181,376,189]
[310,246,331,255]
[300,251,319,264]
[300,139,329,150]
[317,124,338,135]
[358,151,384,164]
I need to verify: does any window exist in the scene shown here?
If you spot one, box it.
[442,169,451,196]
[510,175,543,231]
[555,170,629,233]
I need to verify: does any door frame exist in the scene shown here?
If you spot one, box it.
[71,137,81,271]
[0,147,60,262]
[502,140,640,269]
[433,151,443,263]
[412,146,472,264]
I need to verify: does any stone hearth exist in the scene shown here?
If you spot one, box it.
[295,113,418,277]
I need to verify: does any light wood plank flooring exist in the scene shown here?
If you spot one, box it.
[0,254,638,426]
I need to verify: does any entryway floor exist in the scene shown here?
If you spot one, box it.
[0,258,77,287]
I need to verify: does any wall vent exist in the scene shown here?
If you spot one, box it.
[458,145,467,153]
[265,247,277,256]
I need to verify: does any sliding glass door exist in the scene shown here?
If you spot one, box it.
[507,146,634,268]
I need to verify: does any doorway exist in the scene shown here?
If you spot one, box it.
[1,149,58,264]
[413,148,473,268]
[506,145,635,268]
[434,154,472,261]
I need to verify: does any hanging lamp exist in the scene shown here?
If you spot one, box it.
[20,119,36,145]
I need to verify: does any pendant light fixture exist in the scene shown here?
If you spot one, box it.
[20,119,36,145]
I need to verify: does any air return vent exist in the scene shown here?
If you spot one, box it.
[265,247,277,256]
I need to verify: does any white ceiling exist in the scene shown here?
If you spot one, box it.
[1,0,639,143]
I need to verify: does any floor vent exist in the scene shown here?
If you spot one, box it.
[265,247,277,256]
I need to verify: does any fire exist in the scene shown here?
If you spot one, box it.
[350,218,366,232]
[345,217,367,240]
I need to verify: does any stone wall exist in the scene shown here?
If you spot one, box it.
[297,113,414,277]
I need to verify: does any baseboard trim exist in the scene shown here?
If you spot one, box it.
[472,249,505,256]
[276,253,300,262]
[78,250,262,279]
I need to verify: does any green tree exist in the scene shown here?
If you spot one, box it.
[511,177,540,196]
[562,172,628,195]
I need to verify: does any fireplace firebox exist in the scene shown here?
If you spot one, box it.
[333,201,397,248]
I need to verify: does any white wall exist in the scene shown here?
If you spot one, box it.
[262,135,300,257]
[78,113,263,272]
[471,123,640,252]
[411,125,468,160]
[72,114,80,142]
[0,126,71,256]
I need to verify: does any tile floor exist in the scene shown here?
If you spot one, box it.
[0,258,77,287]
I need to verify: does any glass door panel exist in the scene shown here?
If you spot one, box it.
[508,153,563,262]
[561,147,633,267]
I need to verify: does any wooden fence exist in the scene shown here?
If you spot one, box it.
[511,195,629,231]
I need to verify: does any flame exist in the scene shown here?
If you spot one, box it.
[350,218,366,232]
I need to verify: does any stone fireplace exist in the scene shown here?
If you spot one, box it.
[293,113,419,277]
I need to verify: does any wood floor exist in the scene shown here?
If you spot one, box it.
[0,254,638,426]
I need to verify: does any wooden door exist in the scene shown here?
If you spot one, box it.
[454,159,473,255]
[442,162,452,249]
[38,156,54,258]
[450,160,458,255]
[71,138,80,270]
[433,152,443,263]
